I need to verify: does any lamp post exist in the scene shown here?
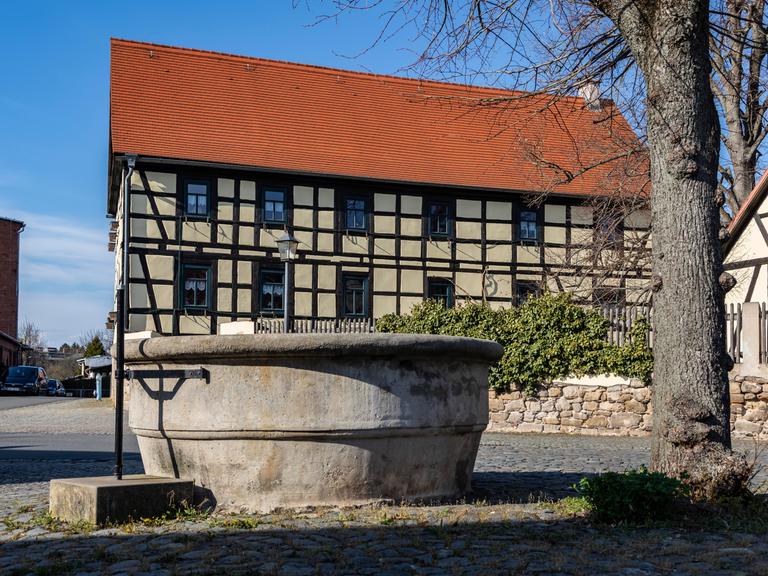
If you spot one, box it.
[276,232,299,333]
[115,154,136,480]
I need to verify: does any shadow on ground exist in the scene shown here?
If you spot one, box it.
[0,447,141,460]
[0,457,582,501]
[0,450,142,485]
[4,463,768,575]
[1,505,762,576]
[471,471,588,502]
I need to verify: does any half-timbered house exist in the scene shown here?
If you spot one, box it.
[724,172,768,304]
[107,39,650,336]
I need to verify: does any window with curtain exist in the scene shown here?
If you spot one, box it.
[429,202,450,237]
[345,197,367,230]
[182,265,210,308]
[519,210,538,241]
[260,269,285,313]
[185,181,209,217]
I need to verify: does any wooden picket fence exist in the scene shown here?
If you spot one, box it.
[598,304,653,347]
[252,317,376,334]
[728,302,768,365]
[246,304,762,366]
[759,302,768,365]
[599,303,754,364]
[726,303,743,364]
[255,310,651,342]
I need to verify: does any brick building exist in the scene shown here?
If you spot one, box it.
[0,217,24,370]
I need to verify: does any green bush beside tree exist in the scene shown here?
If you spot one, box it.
[376,293,653,394]
[574,468,690,523]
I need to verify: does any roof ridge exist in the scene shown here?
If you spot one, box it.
[110,37,594,106]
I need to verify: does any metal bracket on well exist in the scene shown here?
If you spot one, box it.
[125,368,210,382]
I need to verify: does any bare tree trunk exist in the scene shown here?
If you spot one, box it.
[729,146,758,207]
[599,0,748,496]
[710,0,768,223]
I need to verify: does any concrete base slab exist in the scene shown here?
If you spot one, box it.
[49,475,193,525]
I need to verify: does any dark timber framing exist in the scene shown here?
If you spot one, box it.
[117,160,652,336]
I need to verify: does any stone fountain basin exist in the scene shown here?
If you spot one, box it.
[124,333,503,512]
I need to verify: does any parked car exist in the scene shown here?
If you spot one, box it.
[47,378,65,397]
[0,366,47,395]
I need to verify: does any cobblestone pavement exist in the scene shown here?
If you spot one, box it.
[1,401,767,575]
[478,434,768,499]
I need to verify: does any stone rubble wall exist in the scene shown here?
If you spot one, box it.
[730,371,768,436]
[488,379,653,436]
[488,366,768,437]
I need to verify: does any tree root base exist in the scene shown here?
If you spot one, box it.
[653,442,751,501]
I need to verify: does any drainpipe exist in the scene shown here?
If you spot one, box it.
[115,155,136,480]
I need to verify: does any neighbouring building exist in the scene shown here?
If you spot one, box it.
[107,39,650,336]
[0,216,24,368]
[723,171,768,304]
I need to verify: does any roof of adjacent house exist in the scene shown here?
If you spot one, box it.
[110,38,647,198]
[724,171,768,254]
[77,355,112,371]
[0,330,20,347]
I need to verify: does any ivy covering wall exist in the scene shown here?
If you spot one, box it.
[377,293,653,394]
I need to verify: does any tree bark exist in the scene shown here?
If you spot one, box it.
[597,0,748,496]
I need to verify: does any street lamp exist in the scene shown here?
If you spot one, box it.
[276,231,299,333]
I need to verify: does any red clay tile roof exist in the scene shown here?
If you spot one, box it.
[110,38,647,197]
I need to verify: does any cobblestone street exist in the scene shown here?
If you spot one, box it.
[1,399,767,575]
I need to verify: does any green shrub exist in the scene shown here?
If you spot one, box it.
[376,293,653,393]
[604,317,654,384]
[574,467,690,523]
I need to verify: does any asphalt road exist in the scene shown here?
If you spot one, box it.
[0,395,70,411]
[0,395,139,463]
[0,432,140,461]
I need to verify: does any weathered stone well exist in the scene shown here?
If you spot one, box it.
[124,333,502,512]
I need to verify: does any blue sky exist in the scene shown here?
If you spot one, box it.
[0,1,418,346]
